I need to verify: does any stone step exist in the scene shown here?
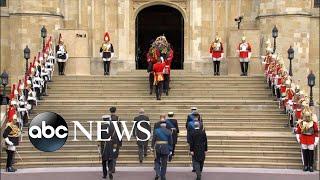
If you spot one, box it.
[0,160,302,169]
[18,139,297,146]
[12,144,300,152]
[0,150,301,160]
[0,155,301,164]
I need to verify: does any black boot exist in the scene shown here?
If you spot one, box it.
[308,149,314,172]
[109,173,113,180]
[302,149,309,171]
[244,62,249,76]
[240,62,245,76]
[6,167,16,172]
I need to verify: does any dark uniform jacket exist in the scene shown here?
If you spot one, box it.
[100,43,114,58]
[186,112,202,129]
[100,121,116,161]
[3,124,20,146]
[187,120,204,144]
[189,129,208,162]
[165,118,179,144]
[152,127,173,155]
[111,115,122,158]
[133,114,151,145]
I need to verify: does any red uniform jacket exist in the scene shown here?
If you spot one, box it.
[7,105,16,122]
[210,42,224,58]
[238,42,252,58]
[153,62,165,82]
[296,122,319,145]
[166,49,174,65]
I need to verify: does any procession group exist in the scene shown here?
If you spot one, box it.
[99,106,207,180]
[261,38,319,172]
[3,33,68,172]
[2,30,319,180]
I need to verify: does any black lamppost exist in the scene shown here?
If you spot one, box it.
[24,45,31,75]
[41,26,47,52]
[272,25,278,54]
[0,71,9,105]
[287,46,294,76]
[307,71,316,106]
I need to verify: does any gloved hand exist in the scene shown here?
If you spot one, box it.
[221,53,224,59]
[248,53,252,59]
[296,134,300,143]
[314,137,319,146]
[169,152,172,156]
[100,53,103,57]
[5,138,13,146]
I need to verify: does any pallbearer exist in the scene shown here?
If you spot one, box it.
[153,58,165,100]
[100,32,114,76]
[237,36,252,76]
[152,115,173,180]
[209,35,224,76]
[56,33,68,75]
[295,110,319,172]
[147,60,154,95]
[165,112,179,161]
[133,108,151,163]
[3,114,21,172]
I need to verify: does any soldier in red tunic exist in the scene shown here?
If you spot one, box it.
[153,58,165,100]
[237,36,252,76]
[209,36,224,76]
[295,110,319,172]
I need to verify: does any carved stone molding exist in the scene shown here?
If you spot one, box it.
[132,0,187,12]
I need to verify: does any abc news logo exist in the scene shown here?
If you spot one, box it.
[29,112,151,152]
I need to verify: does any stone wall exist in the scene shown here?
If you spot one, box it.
[0,0,318,104]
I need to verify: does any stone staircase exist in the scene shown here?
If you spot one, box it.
[1,70,301,169]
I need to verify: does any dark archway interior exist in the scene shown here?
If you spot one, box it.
[135,5,184,69]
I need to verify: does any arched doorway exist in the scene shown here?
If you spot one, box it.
[135,5,184,69]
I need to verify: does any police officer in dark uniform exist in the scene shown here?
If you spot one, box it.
[152,115,173,180]
[109,106,122,173]
[99,115,116,179]
[133,108,151,163]
[190,121,208,180]
[165,112,179,161]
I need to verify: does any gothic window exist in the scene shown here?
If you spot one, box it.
[0,0,6,7]
[315,0,320,8]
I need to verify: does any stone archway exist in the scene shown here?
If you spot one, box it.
[135,4,184,69]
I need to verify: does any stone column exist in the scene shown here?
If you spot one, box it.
[188,0,202,72]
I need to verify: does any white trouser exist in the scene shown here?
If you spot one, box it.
[301,144,315,150]
[212,57,222,61]
[239,58,249,62]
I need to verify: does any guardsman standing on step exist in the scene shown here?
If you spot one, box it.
[153,57,165,100]
[56,33,68,75]
[165,112,179,161]
[190,121,208,180]
[237,36,252,76]
[152,115,173,180]
[209,35,224,76]
[295,110,319,172]
[100,114,116,179]
[100,32,114,76]
[133,108,152,163]
[3,113,21,172]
